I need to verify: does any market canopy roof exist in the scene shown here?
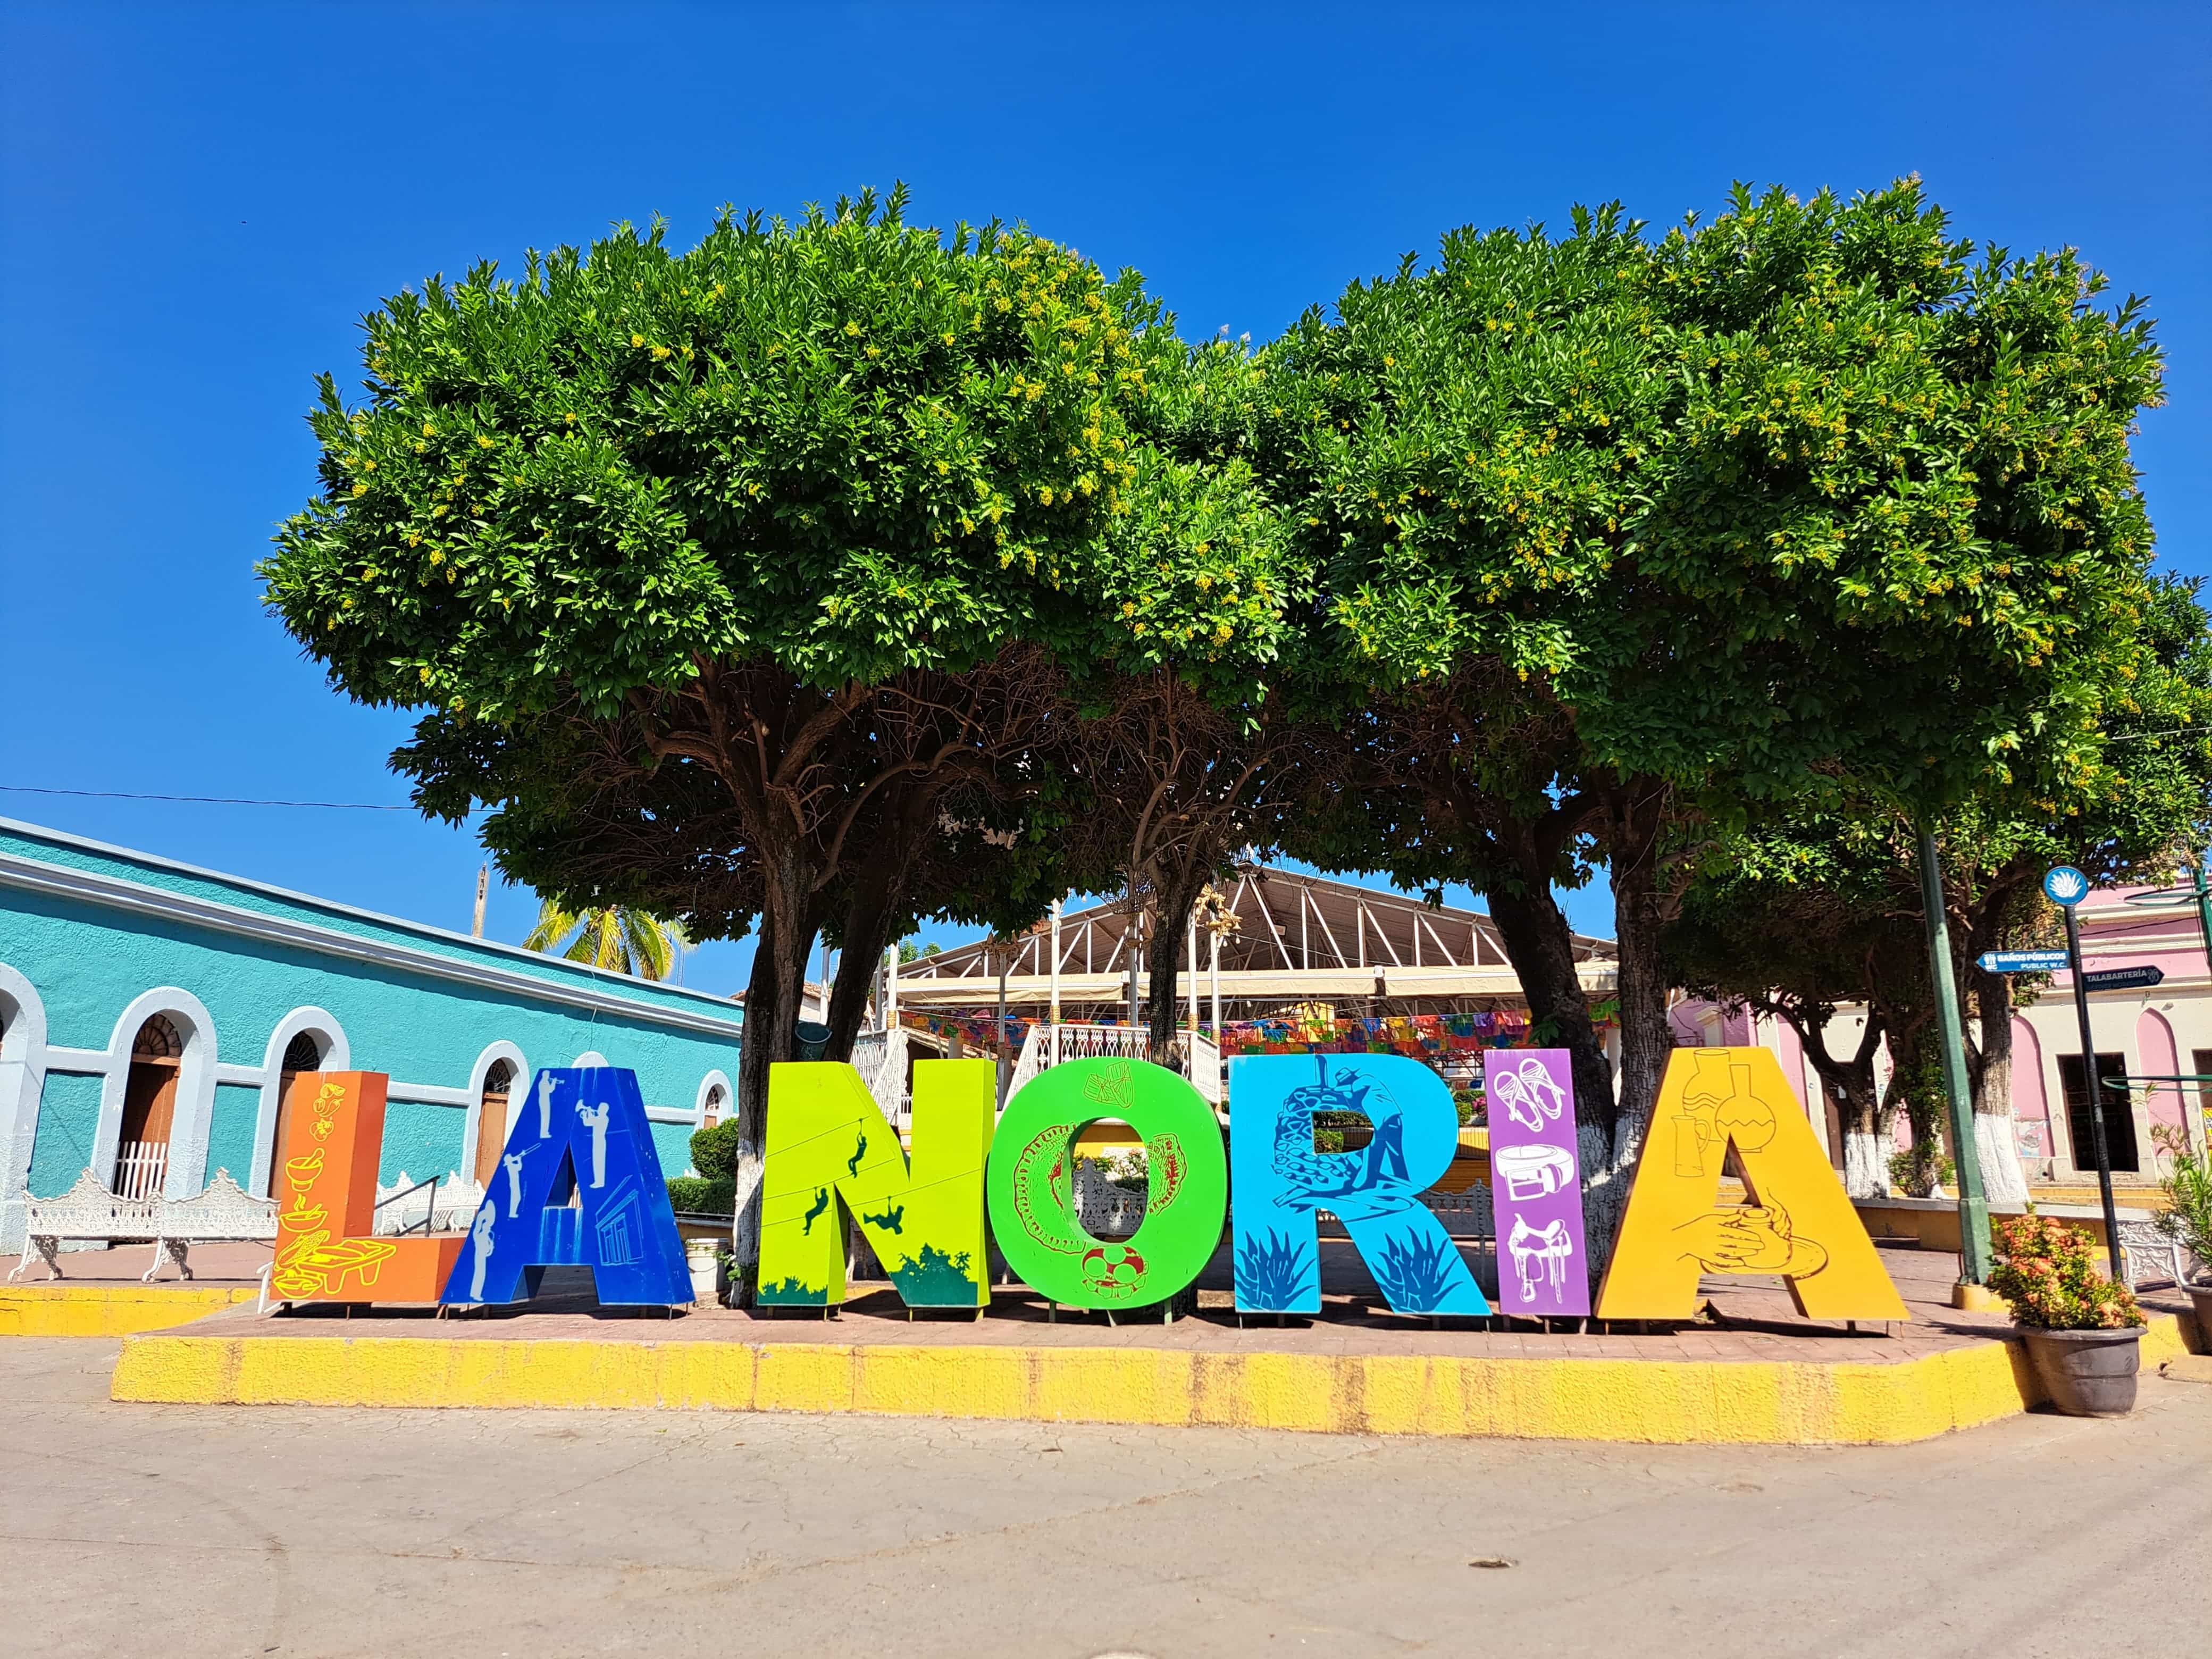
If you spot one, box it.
[894,866,1616,1012]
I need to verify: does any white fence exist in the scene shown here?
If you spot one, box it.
[1006,1023,1222,1107]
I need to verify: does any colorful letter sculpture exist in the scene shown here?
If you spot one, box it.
[440,1067,690,1308]
[1595,1048,1909,1322]
[270,1071,462,1302]
[986,1057,1227,1310]
[756,1058,994,1310]
[1485,1048,1590,1318]
[1229,1054,1490,1317]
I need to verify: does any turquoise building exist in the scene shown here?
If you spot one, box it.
[0,817,742,1254]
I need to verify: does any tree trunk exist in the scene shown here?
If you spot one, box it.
[1966,963,2030,1205]
[1144,866,1211,1066]
[1483,882,1615,1135]
[1790,1012,1889,1200]
[824,930,888,1062]
[1589,790,1674,1272]
[1886,1023,1945,1197]
[1838,1071,1890,1200]
[728,849,819,1306]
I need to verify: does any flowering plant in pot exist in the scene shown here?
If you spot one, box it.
[2151,1126,2212,1342]
[1985,1211,2146,1417]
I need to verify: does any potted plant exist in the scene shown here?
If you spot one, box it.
[2151,1127,2212,1342]
[1985,1211,2147,1417]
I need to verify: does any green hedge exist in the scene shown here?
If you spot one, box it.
[667,1176,735,1217]
[690,1119,743,1181]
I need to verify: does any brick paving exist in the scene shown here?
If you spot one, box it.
[1,1239,271,1286]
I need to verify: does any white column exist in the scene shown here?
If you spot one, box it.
[1187,914,1200,1034]
[884,945,898,1029]
[1049,899,1062,1028]
[1210,928,1222,1036]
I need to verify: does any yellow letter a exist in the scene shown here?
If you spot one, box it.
[1595,1048,1908,1322]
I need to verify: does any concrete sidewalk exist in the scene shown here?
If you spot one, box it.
[7,1335,2209,1658]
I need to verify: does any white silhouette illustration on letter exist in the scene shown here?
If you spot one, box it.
[1515,1058,1565,1125]
[468,1201,498,1300]
[576,1099,610,1188]
[503,1152,526,1218]
[536,1071,556,1138]
[1507,1214,1573,1301]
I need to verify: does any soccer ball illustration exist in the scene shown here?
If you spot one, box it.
[1080,1242,1147,1298]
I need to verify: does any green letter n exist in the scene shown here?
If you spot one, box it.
[756,1058,994,1309]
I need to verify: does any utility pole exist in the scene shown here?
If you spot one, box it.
[2060,898,2127,1281]
[471,865,488,939]
[1918,831,1992,1294]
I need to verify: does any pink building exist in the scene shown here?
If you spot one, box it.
[1688,883,2212,1194]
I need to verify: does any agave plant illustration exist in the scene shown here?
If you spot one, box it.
[1372,1231,1461,1311]
[1236,1228,1317,1309]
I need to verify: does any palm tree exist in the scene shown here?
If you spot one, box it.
[525,899,689,981]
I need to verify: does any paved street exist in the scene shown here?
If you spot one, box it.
[2,1339,2206,1657]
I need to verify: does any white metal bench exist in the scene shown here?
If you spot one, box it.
[148,1170,277,1280]
[9,1167,274,1284]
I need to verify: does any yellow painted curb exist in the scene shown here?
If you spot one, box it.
[107,1314,2189,1444]
[1,1284,259,1338]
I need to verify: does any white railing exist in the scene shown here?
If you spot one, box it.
[114,1141,167,1201]
[1004,1023,1222,1107]
[371,1172,484,1235]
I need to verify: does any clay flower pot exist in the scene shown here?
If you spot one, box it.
[2021,1326,2142,1417]
[2188,1284,2212,1351]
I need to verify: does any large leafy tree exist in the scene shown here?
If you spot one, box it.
[263,187,1183,1288]
[1669,575,2212,1202]
[1265,180,2173,1264]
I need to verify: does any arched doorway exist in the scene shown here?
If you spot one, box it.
[270,1030,325,1172]
[472,1059,516,1187]
[702,1083,726,1127]
[115,1013,183,1198]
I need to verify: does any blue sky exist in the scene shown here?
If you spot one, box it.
[3,2,2206,996]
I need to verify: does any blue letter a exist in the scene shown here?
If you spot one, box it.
[441,1067,692,1308]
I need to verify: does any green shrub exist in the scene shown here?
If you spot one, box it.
[690,1118,743,1182]
[1888,1144,1954,1194]
[2152,1126,2212,1278]
[667,1176,736,1217]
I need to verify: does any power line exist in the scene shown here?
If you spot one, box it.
[0,784,415,811]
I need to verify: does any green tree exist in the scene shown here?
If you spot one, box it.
[524,895,689,980]
[1267,180,2173,1264]
[262,187,1184,1293]
[1668,575,2212,1202]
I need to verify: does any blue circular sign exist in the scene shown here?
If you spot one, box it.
[2043,865,2089,907]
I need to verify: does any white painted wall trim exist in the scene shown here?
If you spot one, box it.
[0,961,51,1254]
[96,988,221,1202]
[42,1046,110,1075]
[456,1040,530,1183]
[246,1008,351,1197]
[693,1068,733,1128]
[0,851,745,1041]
